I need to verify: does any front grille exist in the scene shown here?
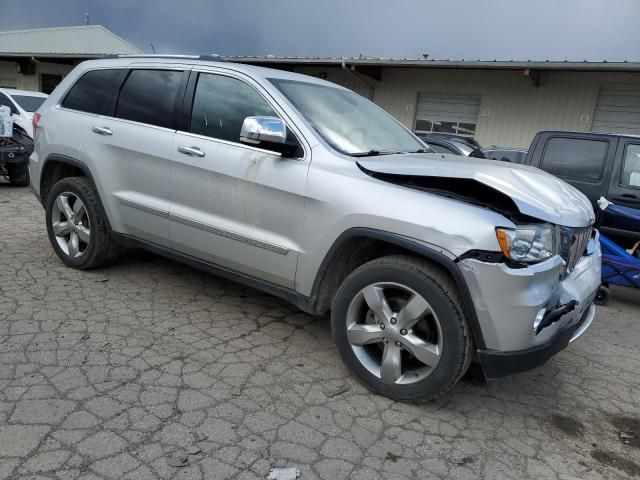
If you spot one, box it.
[559,226,593,273]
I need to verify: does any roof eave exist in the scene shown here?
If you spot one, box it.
[0,53,115,59]
[228,57,640,72]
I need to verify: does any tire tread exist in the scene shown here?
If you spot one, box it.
[332,254,473,402]
[46,176,120,269]
[7,163,29,186]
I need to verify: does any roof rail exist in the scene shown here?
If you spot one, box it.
[99,54,226,62]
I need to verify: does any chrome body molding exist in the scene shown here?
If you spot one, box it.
[116,195,290,255]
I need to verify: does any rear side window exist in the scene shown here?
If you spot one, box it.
[541,137,608,182]
[115,70,183,129]
[622,144,640,187]
[189,73,276,142]
[62,69,125,115]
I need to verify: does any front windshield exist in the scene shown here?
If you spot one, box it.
[269,78,425,156]
[11,95,46,112]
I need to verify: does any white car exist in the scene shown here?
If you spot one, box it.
[0,88,48,138]
[0,88,48,185]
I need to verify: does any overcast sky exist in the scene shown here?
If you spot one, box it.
[2,0,640,61]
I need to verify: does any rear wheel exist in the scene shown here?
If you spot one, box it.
[331,255,473,401]
[6,163,29,186]
[45,177,120,269]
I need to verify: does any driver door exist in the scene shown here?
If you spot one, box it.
[169,70,310,288]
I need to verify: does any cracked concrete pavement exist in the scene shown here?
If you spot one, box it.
[1,183,639,480]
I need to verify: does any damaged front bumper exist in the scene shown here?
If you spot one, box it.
[459,232,602,379]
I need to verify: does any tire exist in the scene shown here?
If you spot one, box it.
[45,176,120,269]
[331,255,473,402]
[594,285,610,306]
[6,163,29,186]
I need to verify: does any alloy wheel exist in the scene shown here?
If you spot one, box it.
[51,192,91,258]
[346,282,442,385]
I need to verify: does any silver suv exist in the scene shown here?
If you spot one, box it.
[30,56,602,401]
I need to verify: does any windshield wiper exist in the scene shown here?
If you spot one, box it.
[350,150,399,157]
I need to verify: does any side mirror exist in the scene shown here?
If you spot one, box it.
[240,116,299,157]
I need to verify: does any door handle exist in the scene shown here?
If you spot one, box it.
[178,145,205,157]
[91,126,113,136]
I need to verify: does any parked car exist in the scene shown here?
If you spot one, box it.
[416,133,487,158]
[483,147,528,164]
[525,131,640,246]
[0,88,48,185]
[30,56,601,401]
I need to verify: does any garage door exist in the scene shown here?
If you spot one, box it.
[414,93,481,136]
[592,84,640,135]
[0,78,17,88]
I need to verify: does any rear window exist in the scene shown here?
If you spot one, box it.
[62,69,125,115]
[541,137,608,182]
[115,69,183,129]
[11,95,46,112]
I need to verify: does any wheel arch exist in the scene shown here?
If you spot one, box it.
[308,227,486,349]
[40,154,113,233]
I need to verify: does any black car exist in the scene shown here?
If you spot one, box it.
[416,133,486,158]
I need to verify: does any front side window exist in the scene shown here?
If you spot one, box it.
[190,73,276,142]
[269,78,424,156]
[541,137,608,182]
[622,144,640,187]
[62,69,125,115]
[115,69,183,129]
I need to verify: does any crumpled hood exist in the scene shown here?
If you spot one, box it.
[358,153,595,227]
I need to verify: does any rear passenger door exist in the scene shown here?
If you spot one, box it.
[169,69,309,288]
[77,67,188,246]
[531,134,616,206]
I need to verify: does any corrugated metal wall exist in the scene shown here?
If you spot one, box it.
[290,66,640,149]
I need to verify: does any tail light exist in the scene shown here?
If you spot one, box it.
[32,112,41,139]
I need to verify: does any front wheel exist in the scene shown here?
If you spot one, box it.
[331,255,473,402]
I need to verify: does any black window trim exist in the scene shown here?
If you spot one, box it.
[58,66,188,131]
[619,141,640,191]
[178,68,307,159]
[58,67,128,117]
[540,135,610,184]
[113,67,189,131]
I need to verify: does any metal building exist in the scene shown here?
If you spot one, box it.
[0,25,141,93]
[230,56,640,149]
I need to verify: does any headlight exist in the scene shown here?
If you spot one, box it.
[495,224,556,263]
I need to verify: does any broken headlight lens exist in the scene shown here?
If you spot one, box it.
[495,224,556,264]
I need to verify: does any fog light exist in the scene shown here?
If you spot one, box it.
[533,308,546,334]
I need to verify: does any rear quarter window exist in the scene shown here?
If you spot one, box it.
[541,137,608,182]
[61,69,126,115]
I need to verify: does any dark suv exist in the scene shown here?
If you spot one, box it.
[525,131,640,245]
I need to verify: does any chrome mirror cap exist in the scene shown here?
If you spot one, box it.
[240,116,286,145]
